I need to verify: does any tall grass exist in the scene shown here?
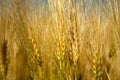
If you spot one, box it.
[0,0,119,80]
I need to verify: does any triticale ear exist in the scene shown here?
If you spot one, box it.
[1,40,8,79]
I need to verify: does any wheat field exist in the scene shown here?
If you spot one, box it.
[0,0,120,80]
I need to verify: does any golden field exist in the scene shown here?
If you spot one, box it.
[0,0,120,80]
